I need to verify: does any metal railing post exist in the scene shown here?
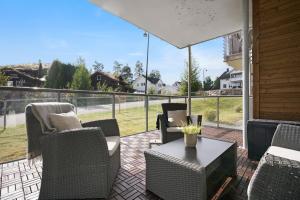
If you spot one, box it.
[112,94,116,119]
[145,95,149,132]
[185,97,187,104]
[217,97,220,128]
[168,96,171,103]
[3,100,7,130]
[57,92,61,102]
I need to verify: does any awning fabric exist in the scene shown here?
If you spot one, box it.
[91,0,251,49]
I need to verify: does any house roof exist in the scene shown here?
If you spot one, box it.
[218,69,231,80]
[91,0,252,49]
[0,63,51,70]
[1,67,44,82]
[91,71,120,81]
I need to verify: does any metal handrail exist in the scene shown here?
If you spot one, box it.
[0,86,242,98]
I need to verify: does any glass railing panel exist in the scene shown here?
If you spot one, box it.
[115,95,145,136]
[219,96,242,129]
[71,94,113,122]
[191,97,217,127]
[148,96,169,131]
[0,90,60,163]
[170,97,186,104]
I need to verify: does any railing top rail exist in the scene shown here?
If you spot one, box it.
[0,86,242,99]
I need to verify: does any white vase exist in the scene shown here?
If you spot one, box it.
[184,134,198,147]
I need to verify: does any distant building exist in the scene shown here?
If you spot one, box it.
[219,68,243,89]
[0,63,50,87]
[90,71,132,92]
[132,75,165,93]
[172,81,181,88]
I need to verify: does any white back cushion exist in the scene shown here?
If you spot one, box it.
[48,111,82,132]
[168,110,187,127]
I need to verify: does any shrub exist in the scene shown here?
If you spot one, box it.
[235,105,242,113]
[204,110,216,122]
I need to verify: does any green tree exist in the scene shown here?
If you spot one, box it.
[149,69,161,80]
[134,61,144,78]
[70,58,91,90]
[97,82,113,92]
[203,76,214,91]
[113,61,122,77]
[148,86,156,94]
[179,58,202,95]
[0,71,9,86]
[93,61,104,72]
[212,77,220,90]
[45,60,76,89]
[121,64,133,83]
[38,59,43,78]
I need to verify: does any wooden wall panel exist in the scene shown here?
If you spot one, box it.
[253,0,300,121]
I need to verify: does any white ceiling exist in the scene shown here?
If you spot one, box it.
[91,0,252,49]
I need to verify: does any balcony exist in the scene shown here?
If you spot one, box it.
[223,32,243,70]
[0,87,256,199]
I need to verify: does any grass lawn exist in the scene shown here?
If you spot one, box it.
[0,97,242,163]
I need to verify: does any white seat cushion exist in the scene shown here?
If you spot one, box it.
[267,146,300,162]
[167,127,184,132]
[105,136,120,156]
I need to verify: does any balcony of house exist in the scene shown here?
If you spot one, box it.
[223,32,243,70]
[0,87,256,200]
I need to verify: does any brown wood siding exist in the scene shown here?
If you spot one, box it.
[253,0,300,121]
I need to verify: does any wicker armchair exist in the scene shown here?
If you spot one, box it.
[25,103,120,199]
[158,103,202,144]
[247,124,300,200]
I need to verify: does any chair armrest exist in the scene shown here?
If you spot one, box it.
[271,124,300,151]
[188,115,202,126]
[82,119,120,137]
[40,127,109,173]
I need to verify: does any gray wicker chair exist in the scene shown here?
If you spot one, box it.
[25,103,120,199]
[158,103,202,144]
[247,124,300,200]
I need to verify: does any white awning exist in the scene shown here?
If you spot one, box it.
[90,0,252,49]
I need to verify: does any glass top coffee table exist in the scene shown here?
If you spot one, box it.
[144,136,237,200]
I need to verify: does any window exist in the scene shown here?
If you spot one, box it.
[97,75,101,81]
[223,84,227,89]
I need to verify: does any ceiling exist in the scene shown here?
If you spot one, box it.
[91,0,252,49]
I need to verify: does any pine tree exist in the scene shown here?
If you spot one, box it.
[179,57,202,95]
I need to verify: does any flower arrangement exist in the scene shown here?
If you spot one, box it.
[182,124,201,135]
[182,124,201,148]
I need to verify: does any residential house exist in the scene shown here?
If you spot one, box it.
[90,71,132,92]
[132,75,165,94]
[0,63,50,87]
[219,69,243,89]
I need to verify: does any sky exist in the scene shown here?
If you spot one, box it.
[0,0,230,85]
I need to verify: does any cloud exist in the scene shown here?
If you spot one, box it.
[128,52,144,56]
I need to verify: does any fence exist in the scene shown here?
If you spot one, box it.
[0,86,242,162]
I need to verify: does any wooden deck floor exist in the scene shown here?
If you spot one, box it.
[0,127,258,200]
